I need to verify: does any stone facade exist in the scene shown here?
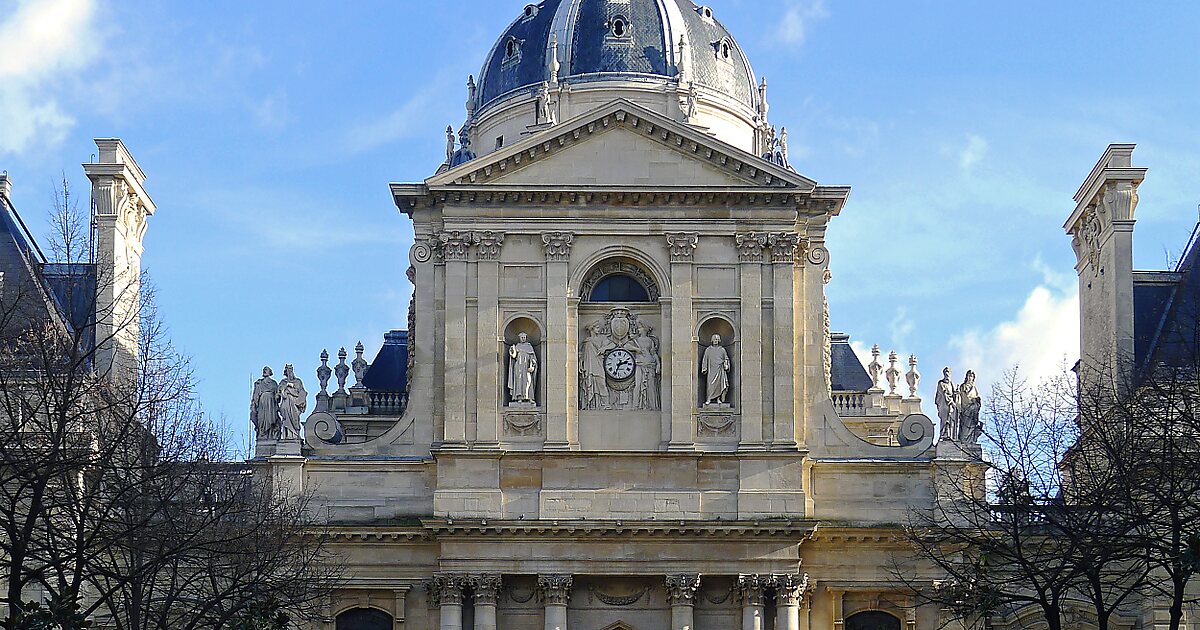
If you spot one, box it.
[267,3,953,629]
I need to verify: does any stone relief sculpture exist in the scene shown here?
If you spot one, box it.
[633,324,661,411]
[277,364,308,442]
[701,334,731,407]
[578,308,660,411]
[250,366,279,441]
[935,367,958,441]
[507,332,539,406]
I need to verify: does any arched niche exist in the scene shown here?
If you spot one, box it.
[697,315,737,408]
[846,611,902,630]
[576,255,664,417]
[336,607,393,630]
[503,315,544,407]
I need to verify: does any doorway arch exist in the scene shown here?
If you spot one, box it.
[846,611,902,630]
[335,607,393,630]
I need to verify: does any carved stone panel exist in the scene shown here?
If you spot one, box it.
[579,307,661,411]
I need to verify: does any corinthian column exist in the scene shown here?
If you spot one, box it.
[666,573,701,630]
[433,574,466,630]
[538,574,573,630]
[773,574,809,630]
[738,574,766,630]
[473,574,501,630]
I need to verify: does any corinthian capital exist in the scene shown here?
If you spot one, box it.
[770,573,810,606]
[432,573,468,605]
[538,574,573,605]
[474,230,505,260]
[737,574,765,606]
[665,232,699,262]
[439,230,476,261]
[542,232,574,262]
[736,232,768,262]
[768,232,804,263]
[472,574,502,605]
[665,573,702,606]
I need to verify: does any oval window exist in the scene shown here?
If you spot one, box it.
[611,16,629,38]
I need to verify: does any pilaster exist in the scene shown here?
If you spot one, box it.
[736,233,767,450]
[769,233,800,450]
[441,230,475,447]
[542,232,575,450]
[667,232,699,451]
[475,231,504,449]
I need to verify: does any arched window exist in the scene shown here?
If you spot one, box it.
[846,611,901,630]
[589,275,651,303]
[610,15,629,38]
[336,608,393,630]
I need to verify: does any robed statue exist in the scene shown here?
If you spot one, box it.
[508,332,539,405]
[957,370,982,442]
[701,334,731,406]
[935,367,958,441]
[633,324,661,411]
[250,366,280,440]
[579,324,611,410]
[277,364,308,442]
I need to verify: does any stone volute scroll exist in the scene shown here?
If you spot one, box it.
[508,332,539,407]
[702,334,732,408]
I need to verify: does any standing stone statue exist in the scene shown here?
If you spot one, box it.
[508,332,539,405]
[579,324,611,410]
[935,367,958,441]
[957,370,982,443]
[701,334,731,407]
[250,366,280,441]
[537,82,556,125]
[633,324,661,411]
[446,125,456,163]
[277,364,308,442]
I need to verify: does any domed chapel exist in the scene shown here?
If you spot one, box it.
[252,2,984,629]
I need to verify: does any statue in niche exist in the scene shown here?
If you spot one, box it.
[277,364,307,442]
[250,366,280,441]
[578,308,660,411]
[701,334,731,407]
[957,370,982,442]
[633,324,661,411]
[935,367,958,441]
[579,323,613,410]
[508,332,539,406]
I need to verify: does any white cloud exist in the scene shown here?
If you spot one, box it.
[342,90,438,155]
[951,267,1079,390]
[0,0,102,155]
[959,134,988,172]
[773,0,830,48]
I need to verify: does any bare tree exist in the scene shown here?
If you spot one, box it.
[898,367,1151,630]
[0,180,337,629]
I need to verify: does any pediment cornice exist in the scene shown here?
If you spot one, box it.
[429,99,817,190]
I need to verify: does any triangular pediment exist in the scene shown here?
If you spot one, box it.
[427,99,817,191]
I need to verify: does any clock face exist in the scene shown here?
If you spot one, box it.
[604,349,635,380]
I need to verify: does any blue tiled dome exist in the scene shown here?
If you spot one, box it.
[475,0,759,115]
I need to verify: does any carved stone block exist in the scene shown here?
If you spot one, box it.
[503,409,543,436]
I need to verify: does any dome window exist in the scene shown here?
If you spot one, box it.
[503,37,523,67]
[698,6,715,21]
[522,4,539,21]
[609,15,630,38]
[714,38,735,62]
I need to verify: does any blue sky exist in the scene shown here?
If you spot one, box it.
[3,0,1199,446]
